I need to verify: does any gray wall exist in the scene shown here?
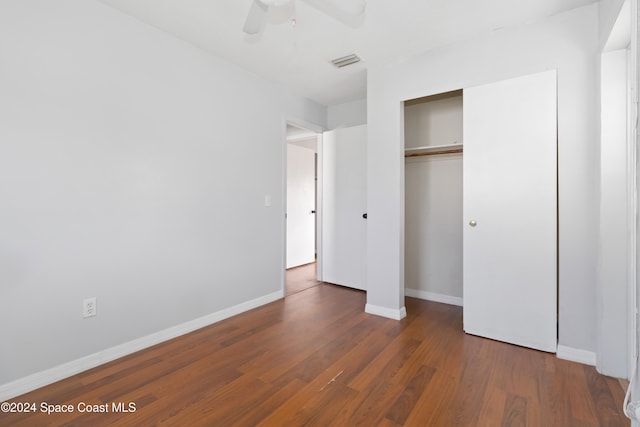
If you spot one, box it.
[327,99,367,129]
[0,0,325,391]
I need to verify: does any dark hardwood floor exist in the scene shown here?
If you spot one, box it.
[1,270,628,426]
[286,262,320,296]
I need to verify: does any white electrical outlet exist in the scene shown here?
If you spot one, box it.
[83,297,97,318]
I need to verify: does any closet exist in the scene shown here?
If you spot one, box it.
[405,70,558,353]
[404,90,464,306]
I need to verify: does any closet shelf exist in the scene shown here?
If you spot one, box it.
[404,143,463,158]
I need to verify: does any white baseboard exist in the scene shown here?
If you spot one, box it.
[556,345,596,366]
[365,303,407,320]
[405,288,463,307]
[0,290,283,402]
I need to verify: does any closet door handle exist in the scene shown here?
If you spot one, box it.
[469,220,477,227]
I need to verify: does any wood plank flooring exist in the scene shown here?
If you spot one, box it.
[1,270,628,426]
[286,262,320,296]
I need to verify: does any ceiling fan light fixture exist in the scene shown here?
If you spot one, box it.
[331,54,361,68]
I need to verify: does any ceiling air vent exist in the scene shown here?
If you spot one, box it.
[331,54,361,68]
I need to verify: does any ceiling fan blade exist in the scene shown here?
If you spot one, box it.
[243,0,269,34]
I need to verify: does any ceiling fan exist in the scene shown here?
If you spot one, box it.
[242,0,366,34]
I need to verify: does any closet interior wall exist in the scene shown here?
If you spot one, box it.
[404,90,464,305]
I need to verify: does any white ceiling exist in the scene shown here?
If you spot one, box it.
[604,0,630,51]
[99,0,597,107]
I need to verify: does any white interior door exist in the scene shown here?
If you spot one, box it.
[287,143,316,268]
[463,70,557,352]
[322,125,367,290]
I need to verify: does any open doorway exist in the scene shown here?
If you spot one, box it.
[286,123,320,295]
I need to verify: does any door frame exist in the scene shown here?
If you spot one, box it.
[398,72,558,352]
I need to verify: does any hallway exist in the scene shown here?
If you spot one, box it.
[285,262,320,296]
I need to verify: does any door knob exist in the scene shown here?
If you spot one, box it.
[469,220,477,227]
[362,213,368,219]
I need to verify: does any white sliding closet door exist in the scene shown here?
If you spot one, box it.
[463,70,557,352]
[322,125,367,290]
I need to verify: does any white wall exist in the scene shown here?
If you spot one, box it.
[0,0,326,394]
[327,99,367,129]
[405,155,463,302]
[367,5,600,353]
[598,48,630,378]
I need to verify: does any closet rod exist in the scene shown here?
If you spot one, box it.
[405,148,463,158]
